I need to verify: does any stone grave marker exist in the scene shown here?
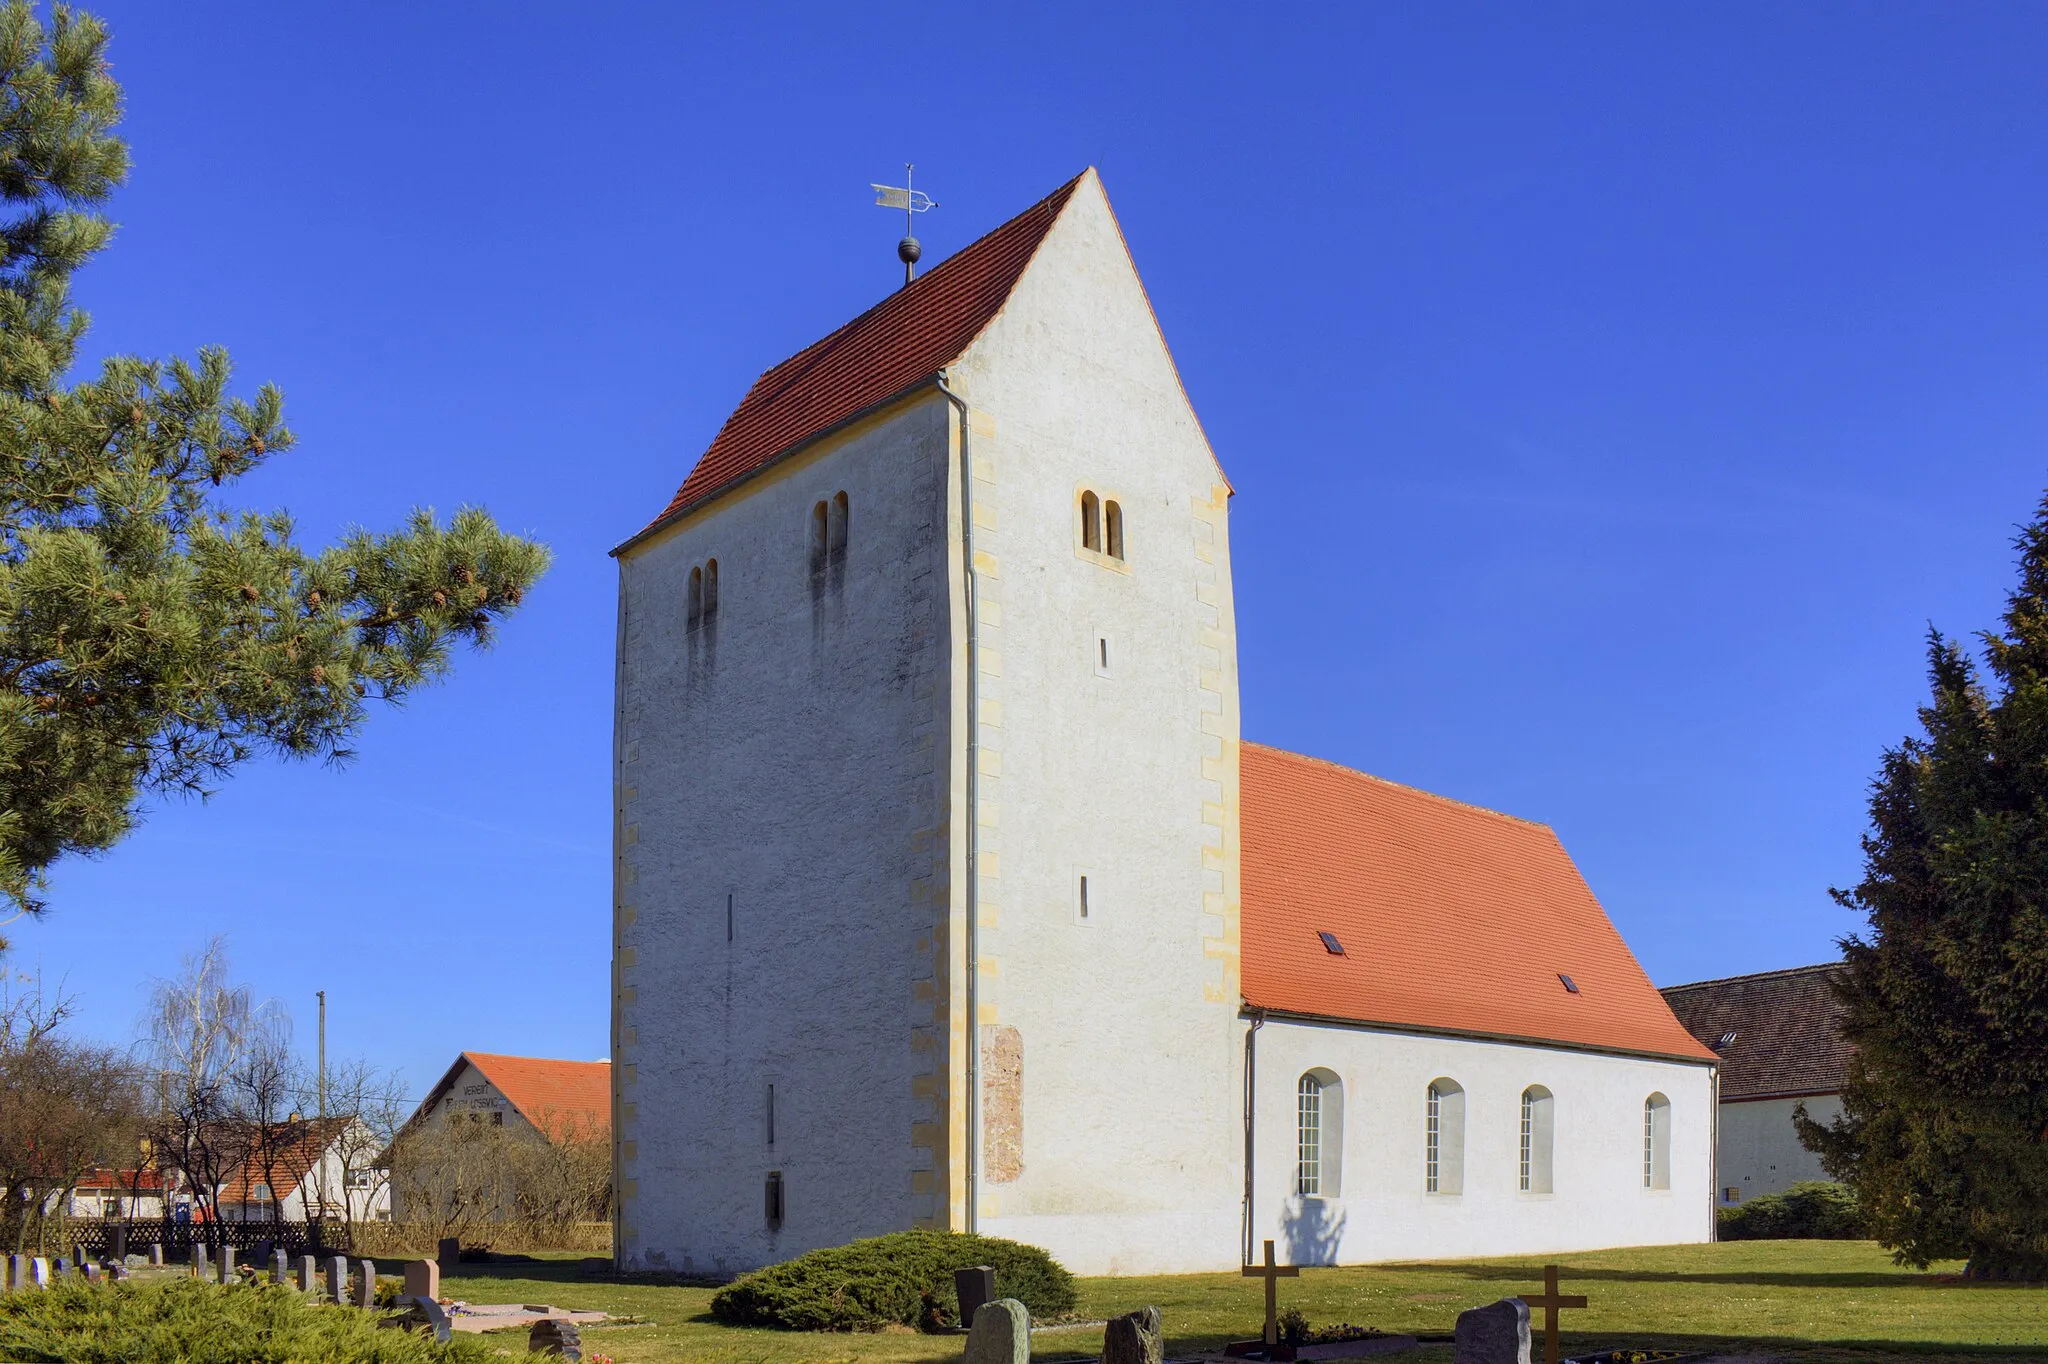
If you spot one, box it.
[147,1242,163,1267]
[4,1254,20,1289]
[111,1224,127,1262]
[81,1262,101,1283]
[29,1258,50,1289]
[271,1250,289,1284]
[297,1254,318,1293]
[955,1264,996,1331]
[253,1239,272,1267]
[407,1295,452,1344]
[216,1245,236,1284]
[404,1259,440,1303]
[436,1237,460,1270]
[190,1244,207,1278]
[356,1259,377,1310]
[108,1262,130,1282]
[326,1256,348,1303]
[530,1317,583,1360]
[1103,1305,1163,1364]
[1455,1298,1531,1364]
[962,1298,1029,1364]
[72,1243,87,1271]
[51,1257,68,1277]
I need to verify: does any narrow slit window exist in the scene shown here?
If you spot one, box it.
[1078,875,1089,919]
[1644,1093,1671,1190]
[703,559,719,621]
[1105,500,1124,560]
[767,1083,776,1146]
[1080,490,1101,551]
[809,501,828,577]
[1296,1073,1323,1196]
[687,565,703,630]
[829,491,849,559]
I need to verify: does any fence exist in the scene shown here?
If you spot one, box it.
[65,1219,338,1262]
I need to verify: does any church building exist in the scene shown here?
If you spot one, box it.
[609,169,1718,1277]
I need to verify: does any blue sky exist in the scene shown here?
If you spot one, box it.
[18,2,2048,1102]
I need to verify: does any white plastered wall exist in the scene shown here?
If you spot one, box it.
[1716,1094,1841,1204]
[947,170,1245,1275]
[613,398,957,1274]
[1252,1020,1716,1263]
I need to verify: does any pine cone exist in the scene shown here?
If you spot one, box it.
[240,585,258,601]
[306,590,321,608]
[432,590,447,607]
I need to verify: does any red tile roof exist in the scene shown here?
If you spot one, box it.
[1241,744,1716,1063]
[1661,964,1851,1099]
[631,171,1087,541]
[462,1052,611,1142]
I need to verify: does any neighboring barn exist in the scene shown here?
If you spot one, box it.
[1661,964,1852,1205]
[388,1052,610,1224]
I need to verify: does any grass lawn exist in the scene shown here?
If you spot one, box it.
[433,1241,2045,1363]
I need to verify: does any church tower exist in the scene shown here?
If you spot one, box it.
[611,170,1246,1276]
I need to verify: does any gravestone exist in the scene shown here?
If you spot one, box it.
[298,1255,318,1293]
[191,1244,207,1278]
[326,1256,348,1302]
[962,1297,1030,1364]
[956,1264,996,1330]
[406,1295,452,1344]
[81,1262,101,1283]
[52,1257,68,1277]
[29,1258,50,1289]
[356,1260,377,1310]
[529,1317,583,1360]
[147,1243,163,1267]
[271,1250,290,1284]
[108,1262,130,1282]
[404,1259,440,1303]
[5,1254,21,1289]
[72,1243,87,1270]
[253,1239,272,1267]
[436,1237,461,1270]
[1103,1305,1164,1364]
[216,1245,236,1284]
[1455,1298,1532,1364]
[111,1224,127,1262]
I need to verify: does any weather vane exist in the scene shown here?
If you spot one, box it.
[872,163,938,287]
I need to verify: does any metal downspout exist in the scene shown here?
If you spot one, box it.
[935,369,979,1234]
[1243,1010,1264,1264]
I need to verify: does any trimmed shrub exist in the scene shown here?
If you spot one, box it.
[1718,1180,1864,1240]
[0,1276,494,1363]
[709,1228,1078,1332]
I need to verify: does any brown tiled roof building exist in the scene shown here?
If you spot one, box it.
[1660,963,1852,1100]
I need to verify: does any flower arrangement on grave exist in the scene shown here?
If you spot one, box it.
[1277,1309,1385,1348]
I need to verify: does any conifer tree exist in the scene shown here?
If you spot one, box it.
[0,4,550,931]
[1799,493,2048,1279]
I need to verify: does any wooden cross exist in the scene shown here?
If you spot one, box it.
[1518,1264,1589,1364]
[1241,1238,1300,1346]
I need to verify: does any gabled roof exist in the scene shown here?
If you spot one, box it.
[416,1052,612,1143]
[626,170,1088,545]
[1240,744,1717,1063]
[1661,964,1851,1099]
[214,1117,357,1205]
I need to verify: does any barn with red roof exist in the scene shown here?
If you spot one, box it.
[611,169,1715,1276]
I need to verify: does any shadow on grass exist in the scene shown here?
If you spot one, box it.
[1156,1328,2048,1360]
[1379,1262,2048,1293]
[439,1256,725,1291]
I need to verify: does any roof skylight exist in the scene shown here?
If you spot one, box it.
[1558,973,1580,994]
[1317,931,1345,956]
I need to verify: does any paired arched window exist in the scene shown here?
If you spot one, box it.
[1077,489,1126,563]
[1519,1086,1554,1194]
[686,558,720,631]
[1643,1093,1671,1190]
[809,492,850,580]
[1295,1069,1343,1197]
[1425,1078,1464,1195]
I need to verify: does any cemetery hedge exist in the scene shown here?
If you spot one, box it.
[1716,1181,1864,1240]
[0,1277,494,1364]
[708,1228,1079,1332]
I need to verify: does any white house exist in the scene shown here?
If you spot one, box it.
[610,168,1719,1277]
[1662,964,1850,1205]
[214,1117,391,1224]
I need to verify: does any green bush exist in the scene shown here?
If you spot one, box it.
[0,1277,494,1364]
[709,1228,1079,1332]
[1718,1180,1865,1240]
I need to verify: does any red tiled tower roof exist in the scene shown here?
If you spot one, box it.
[633,170,1088,541]
[1240,744,1716,1063]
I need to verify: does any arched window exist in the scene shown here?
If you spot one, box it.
[1643,1093,1671,1190]
[1080,490,1101,552]
[809,501,829,578]
[1519,1086,1554,1194]
[1425,1078,1465,1195]
[829,491,849,560]
[687,565,703,630]
[1296,1068,1343,1197]
[703,558,719,621]
[1104,500,1124,561]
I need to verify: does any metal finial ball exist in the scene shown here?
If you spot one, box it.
[898,236,922,265]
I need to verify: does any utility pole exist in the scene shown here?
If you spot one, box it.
[316,990,327,1221]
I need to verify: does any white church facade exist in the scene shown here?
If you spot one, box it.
[609,169,1717,1277]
